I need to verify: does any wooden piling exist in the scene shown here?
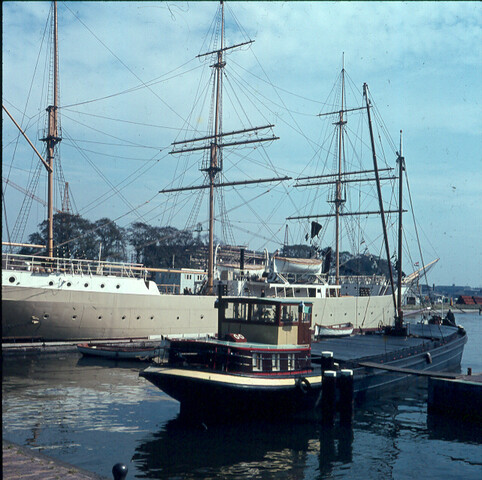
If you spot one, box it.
[321,351,334,372]
[337,369,354,425]
[321,370,337,425]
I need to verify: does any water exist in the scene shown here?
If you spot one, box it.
[3,312,481,479]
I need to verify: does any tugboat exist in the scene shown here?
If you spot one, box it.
[140,295,325,420]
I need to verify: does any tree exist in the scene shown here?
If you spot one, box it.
[20,213,97,259]
[94,218,126,262]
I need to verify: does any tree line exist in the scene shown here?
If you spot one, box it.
[20,212,205,268]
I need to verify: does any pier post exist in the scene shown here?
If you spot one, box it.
[321,351,334,372]
[321,370,337,426]
[338,369,354,425]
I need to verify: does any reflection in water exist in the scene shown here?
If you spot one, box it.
[133,418,353,479]
[427,414,482,444]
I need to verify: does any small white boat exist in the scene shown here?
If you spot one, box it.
[315,322,353,338]
[77,341,164,361]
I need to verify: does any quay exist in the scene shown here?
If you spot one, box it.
[428,373,482,425]
[2,440,108,480]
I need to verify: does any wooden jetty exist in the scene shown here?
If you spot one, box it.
[427,373,482,424]
[2,440,107,480]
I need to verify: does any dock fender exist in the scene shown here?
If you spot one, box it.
[425,352,432,364]
[296,377,312,394]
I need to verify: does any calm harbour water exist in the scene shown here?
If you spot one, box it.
[2,312,481,480]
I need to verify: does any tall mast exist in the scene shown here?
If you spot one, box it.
[334,56,346,286]
[167,1,283,295]
[396,131,405,325]
[41,0,62,258]
[363,83,397,314]
[207,1,225,295]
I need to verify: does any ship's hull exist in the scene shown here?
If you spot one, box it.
[2,269,395,341]
[140,367,324,420]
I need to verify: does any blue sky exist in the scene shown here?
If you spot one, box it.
[2,1,481,287]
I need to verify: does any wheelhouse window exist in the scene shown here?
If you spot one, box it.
[281,305,297,324]
[251,303,276,323]
[226,302,249,322]
[302,305,312,323]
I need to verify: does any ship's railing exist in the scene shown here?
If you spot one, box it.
[2,252,148,279]
[334,275,388,285]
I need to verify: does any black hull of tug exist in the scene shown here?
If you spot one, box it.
[140,368,323,420]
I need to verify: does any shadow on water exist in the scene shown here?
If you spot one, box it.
[132,417,354,479]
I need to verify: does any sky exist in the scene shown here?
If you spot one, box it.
[2,1,481,288]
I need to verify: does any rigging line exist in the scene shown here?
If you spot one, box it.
[224,69,272,126]
[225,3,251,43]
[143,189,196,228]
[60,143,162,162]
[62,129,146,222]
[62,138,160,150]
[2,187,13,248]
[363,86,397,154]
[79,149,165,216]
[404,168,431,288]
[229,65,326,159]
[231,218,284,246]
[4,9,50,186]
[229,63,319,118]
[61,61,204,109]
[169,61,214,146]
[230,58,329,106]
[222,72,256,129]
[61,3,197,130]
[62,108,199,133]
[60,112,157,148]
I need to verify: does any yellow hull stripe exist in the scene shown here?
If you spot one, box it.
[143,367,323,387]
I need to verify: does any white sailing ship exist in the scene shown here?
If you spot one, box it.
[3,2,422,341]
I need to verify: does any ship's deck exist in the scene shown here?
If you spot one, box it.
[311,323,461,363]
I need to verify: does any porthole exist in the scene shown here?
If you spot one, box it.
[116,285,120,289]
[67,282,72,287]
[72,315,77,320]
[43,314,49,319]
[122,315,126,320]
[150,316,154,320]
[9,276,16,283]
[98,316,102,320]
[84,283,89,288]
[49,281,54,286]
[136,316,140,320]
[100,284,105,288]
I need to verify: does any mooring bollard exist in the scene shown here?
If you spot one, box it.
[112,463,128,480]
[321,370,337,426]
[321,351,334,372]
[338,369,354,425]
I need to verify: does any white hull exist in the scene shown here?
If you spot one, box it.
[2,282,393,341]
[2,255,395,341]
